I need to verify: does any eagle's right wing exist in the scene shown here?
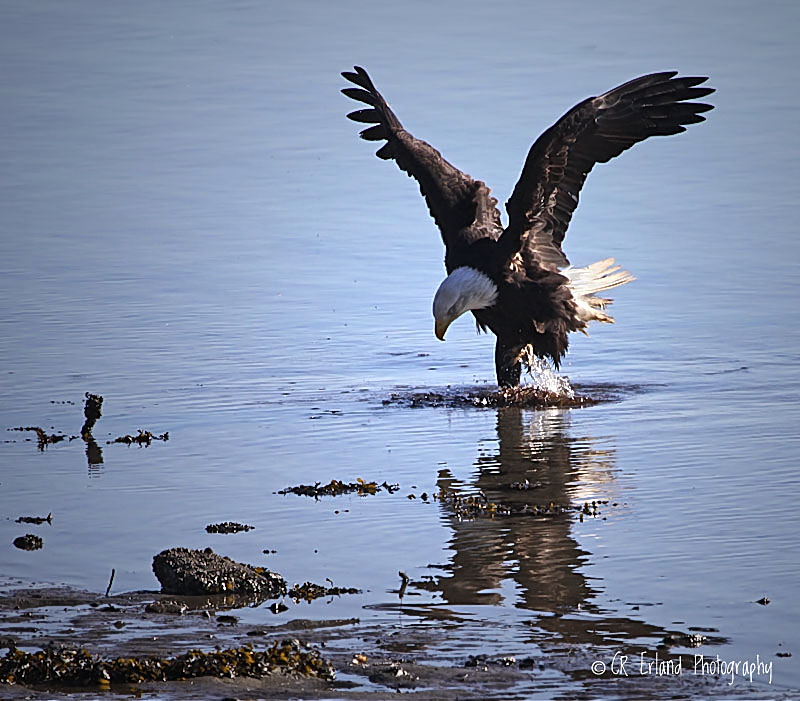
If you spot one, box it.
[342,66,502,252]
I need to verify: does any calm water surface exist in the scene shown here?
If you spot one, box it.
[1,1,799,697]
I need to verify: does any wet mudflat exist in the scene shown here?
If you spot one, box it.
[0,583,778,700]
[0,386,795,699]
[2,1,800,698]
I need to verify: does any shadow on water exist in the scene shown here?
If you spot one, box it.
[433,407,603,610]
[383,403,726,661]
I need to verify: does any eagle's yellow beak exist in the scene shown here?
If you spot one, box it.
[434,318,451,341]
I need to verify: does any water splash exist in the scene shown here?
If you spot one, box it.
[524,355,575,399]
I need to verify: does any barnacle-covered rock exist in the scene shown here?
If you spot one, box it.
[12,534,43,551]
[152,547,286,599]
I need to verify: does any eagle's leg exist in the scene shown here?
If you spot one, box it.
[495,338,522,388]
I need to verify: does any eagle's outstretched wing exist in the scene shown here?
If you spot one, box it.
[499,72,715,268]
[342,66,503,254]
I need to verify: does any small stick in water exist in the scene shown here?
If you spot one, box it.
[398,571,410,599]
[105,568,115,597]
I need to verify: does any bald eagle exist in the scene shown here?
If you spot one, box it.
[342,67,714,387]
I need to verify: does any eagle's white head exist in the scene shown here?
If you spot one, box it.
[432,266,499,340]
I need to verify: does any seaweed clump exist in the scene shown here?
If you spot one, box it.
[278,478,399,498]
[436,489,608,521]
[0,640,334,685]
[7,427,66,451]
[205,522,255,534]
[16,513,52,525]
[385,386,596,409]
[110,429,169,446]
[288,581,361,603]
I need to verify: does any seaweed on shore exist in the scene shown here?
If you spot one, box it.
[0,640,334,685]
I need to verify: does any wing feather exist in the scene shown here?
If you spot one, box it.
[342,66,502,252]
[500,72,715,268]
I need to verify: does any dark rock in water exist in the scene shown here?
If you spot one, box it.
[205,521,255,534]
[13,534,43,551]
[152,547,286,599]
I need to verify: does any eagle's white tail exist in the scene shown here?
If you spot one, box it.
[563,258,635,330]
